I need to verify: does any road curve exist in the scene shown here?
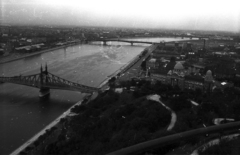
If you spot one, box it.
[147,94,177,131]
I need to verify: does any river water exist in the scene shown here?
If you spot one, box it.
[0,38,188,155]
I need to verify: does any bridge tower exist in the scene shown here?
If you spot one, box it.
[39,64,50,98]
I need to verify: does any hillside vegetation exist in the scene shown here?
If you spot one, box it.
[43,79,240,155]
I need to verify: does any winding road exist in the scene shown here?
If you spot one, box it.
[147,94,177,131]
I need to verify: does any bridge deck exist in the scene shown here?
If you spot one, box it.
[89,39,156,44]
[0,72,99,93]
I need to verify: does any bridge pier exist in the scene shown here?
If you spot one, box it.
[131,42,133,46]
[39,87,50,98]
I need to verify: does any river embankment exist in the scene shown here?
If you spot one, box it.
[0,42,81,64]
[10,94,90,155]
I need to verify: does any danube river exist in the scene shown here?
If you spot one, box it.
[0,38,188,154]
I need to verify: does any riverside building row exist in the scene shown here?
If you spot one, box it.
[147,41,237,91]
[150,61,214,91]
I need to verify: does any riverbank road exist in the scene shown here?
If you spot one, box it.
[118,44,157,81]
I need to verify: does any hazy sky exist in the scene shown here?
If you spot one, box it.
[1,0,240,32]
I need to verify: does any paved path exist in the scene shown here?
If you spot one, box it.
[147,94,177,131]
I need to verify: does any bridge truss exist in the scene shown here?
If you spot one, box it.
[0,66,99,94]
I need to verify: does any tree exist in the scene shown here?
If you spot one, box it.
[141,60,147,71]
[25,146,33,152]
[19,151,27,155]
[169,95,191,111]
[60,118,66,123]
[108,76,116,84]
[33,140,40,147]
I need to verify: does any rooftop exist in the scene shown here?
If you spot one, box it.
[185,74,204,83]
[174,62,184,70]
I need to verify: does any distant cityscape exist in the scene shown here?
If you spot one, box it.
[1,25,239,56]
[1,24,240,155]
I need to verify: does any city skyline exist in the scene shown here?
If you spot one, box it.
[1,0,240,32]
